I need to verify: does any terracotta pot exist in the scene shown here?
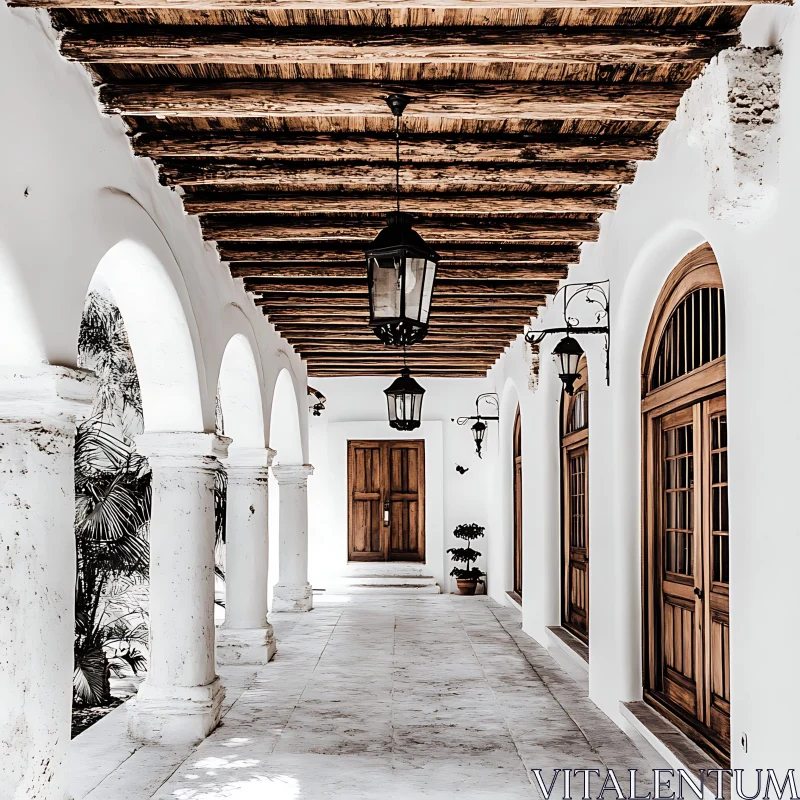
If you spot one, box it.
[456,579,478,596]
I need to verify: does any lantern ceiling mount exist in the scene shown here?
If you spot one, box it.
[455,393,500,459]
[524,280,611,394]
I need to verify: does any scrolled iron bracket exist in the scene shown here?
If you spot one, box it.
[454,392,500,426]
[524,280,611,386]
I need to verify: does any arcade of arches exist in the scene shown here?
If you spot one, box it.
[1,1,799,797]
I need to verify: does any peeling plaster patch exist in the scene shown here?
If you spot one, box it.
[682,46,781,223]
[527,342,540,392]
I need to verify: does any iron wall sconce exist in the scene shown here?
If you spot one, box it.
[524,280,611,394]
[454,393,500,458]
[307,386,327,417]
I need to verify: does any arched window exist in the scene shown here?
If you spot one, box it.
[561,355,589,643]
[512,407,523,600]
[641,243,730,764]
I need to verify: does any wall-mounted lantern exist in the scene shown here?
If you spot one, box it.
[454,393,500,458]
[525,280,610,394]
[365,95,439,348]
[384,367,425,431]
[307,385,327,416]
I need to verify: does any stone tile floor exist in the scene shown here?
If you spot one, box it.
[74,594,663,800]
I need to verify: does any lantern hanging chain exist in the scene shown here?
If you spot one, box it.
[395,112,401,215]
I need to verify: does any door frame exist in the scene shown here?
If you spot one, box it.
[347,438,426,563]
[560,356,589,643]
[640,243,730,764]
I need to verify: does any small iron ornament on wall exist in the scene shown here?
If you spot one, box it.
[307,386,327,417]
[524,280,611,395]
[453,393,500,458]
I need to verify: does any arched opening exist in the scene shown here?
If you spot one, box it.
[560,355,589,644]
[92,239,203,433]
[269,368,303,466]
[70,240,205,718]
[512,406,523,600]
[217,334,265,450]
[641,243,729,764]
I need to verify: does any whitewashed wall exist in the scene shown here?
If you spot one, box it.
[307,377,493,593]
[487,5,800,773]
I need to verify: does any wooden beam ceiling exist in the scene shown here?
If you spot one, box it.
[63,26,738,64]
[201,216,600,243]
[11,0,783,9]
[17,0,763,376]
[183,191,619,215]
[101,80,688,121]
[136,133,659,163]
[160,160,637,187]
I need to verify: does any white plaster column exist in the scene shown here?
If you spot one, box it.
[128,432,230,745]
[0,365,95,800]
[217,446,277,665]
[271,464,314,612]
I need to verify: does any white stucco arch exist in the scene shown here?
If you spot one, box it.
[91,239,204,432]
[217,333,266,449]
[269,367,304,466]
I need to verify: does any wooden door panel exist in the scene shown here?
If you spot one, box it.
[563,442,589,641]
[388,441,424,561]
[513,408,523,598]
[348,440,425,563]
[348,443,384,560]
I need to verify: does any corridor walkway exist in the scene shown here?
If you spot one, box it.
[78,596,661,799]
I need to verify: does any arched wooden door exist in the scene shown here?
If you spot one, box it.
[512,407,523,599]
[561,357,589,642]
[642,244,730,764]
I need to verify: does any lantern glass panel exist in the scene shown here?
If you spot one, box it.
[404,256,437,325]
[369,255,402,321]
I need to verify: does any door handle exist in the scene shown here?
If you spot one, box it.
[383,501,390,526]
[693,586,704,600]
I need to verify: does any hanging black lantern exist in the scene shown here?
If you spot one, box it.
[553,335,584,396]
[384,367,425,431]
[367,212,439,346]
[471,420,487,458]
[365,95,439,348]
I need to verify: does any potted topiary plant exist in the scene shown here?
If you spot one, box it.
[448,523,486,595]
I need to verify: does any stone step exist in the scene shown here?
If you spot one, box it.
[327,569,441,594]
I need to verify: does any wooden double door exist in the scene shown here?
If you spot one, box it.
[644,394,730,761]
[347,440,425,562]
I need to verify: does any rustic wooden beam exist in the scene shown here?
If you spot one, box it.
[63,26,737,65]
[164,160,636,187]
[138,132,659,163]
[274,325,521,336]
[100,80,688,122]
[303,356,498,366]
[269,311,530,322]
[296,346,505,357]
[205,216,600,243]
[10,0,785,11]
[185,191,619,215]
[246,279,558,294]
[286,338,511,349]
[231,264,568,280]
[220,243,581,264]
[309,370,487,377]
[259,299,545,310]
[264,308,536,320]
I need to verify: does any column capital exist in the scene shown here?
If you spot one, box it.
[135,432,231,470]
[225,446,277,471]
[271,463,314,485]
[0,365,95,428]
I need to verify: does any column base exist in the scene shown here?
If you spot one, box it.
[127,676,224,745]
[216,626,277,665]
[272,582,314,612]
